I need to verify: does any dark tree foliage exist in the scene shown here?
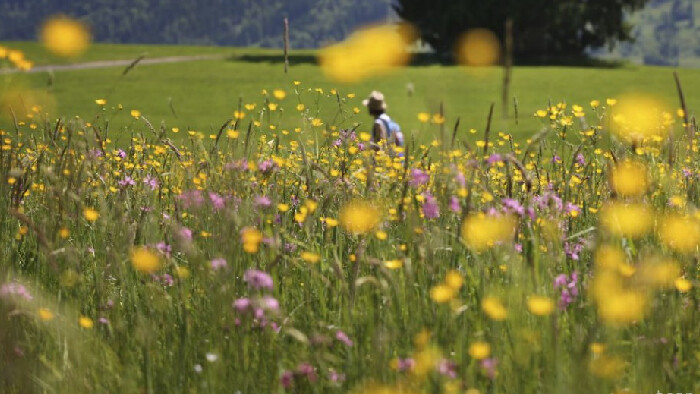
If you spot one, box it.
[393,0,650,58]
[0,0,391,48]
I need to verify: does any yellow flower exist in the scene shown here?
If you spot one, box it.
[83,207,99,222]
[130,247,162,273]
[301,251,321,263]
[445,270,463,290]
[384,259,403,269]
[318,23,417,83]
[95,99,107,106]
[675,277,691,292]
[339,200,381,235]
[590,100,600,108]
[610,95,670,142]
[323,217,339,227]
[38,308,55,321]
[430,285,454,303]
[527,296,554,316]
[456,29,501,66]
[638,259,680,289]
[273,89,286,100]
[175,266,190,279]
[610,160,648,197]
[311,118,323,127]
[130,109,141,118]
[468,342,491,360]
[58,227,70,239]
[482,296,507,321]
[599,203,653,238]
[659,215,700,253]
[234,110,245,120]
[597,290,647,326]
[278,203,290,212]
[79,316,94,329]
[417,112,430,123]
[268,103,278,111]
[359,132,371,142]
[40,17,91,57]
[241,227,263,254]
[296,103,305,111]
[376,230,388,240]
[461,214,516,251]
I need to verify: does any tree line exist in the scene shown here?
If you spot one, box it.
[0,0,392,48]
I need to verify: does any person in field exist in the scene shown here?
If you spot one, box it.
[362,91,404,151]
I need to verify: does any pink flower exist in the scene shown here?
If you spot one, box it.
[233,298,251,313]
[210,258,227,270]
[280,370,294,389]
[243,269,274,291]
[335,330,353,347]
[409,168,429,187]
[449,196,461,213]
[209,192,225,210]
[422,193,440,219]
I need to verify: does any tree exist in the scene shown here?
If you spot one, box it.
[393,0,650,59]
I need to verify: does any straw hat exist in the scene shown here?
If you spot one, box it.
[362,91,387,111]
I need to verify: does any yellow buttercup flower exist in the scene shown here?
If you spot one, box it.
[301,251,321,263]
[83,207,99,222]
[659,215,700,253]
[38,308,55,321]
[461,213,516,251]
[610,160,648,197]
[468,342,491,360]
[527,296,555,316]
[599,203,653,238]
[482,296,507,321]
[79,316,94,329]
[339,200,381,235]
[130,247,162,273]
[40,16,91,57]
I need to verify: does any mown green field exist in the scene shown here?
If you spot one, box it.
[2,41,700,142]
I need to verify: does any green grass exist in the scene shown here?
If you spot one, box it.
[2,42,700,143]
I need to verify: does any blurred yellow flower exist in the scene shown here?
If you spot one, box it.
[384,259,403,269]
[40,16,91,57]
[95,99,107,105]
[417,112,430,123]
[130,247,162,273]
[659,215,700,253]
[597,290,647,326]
[79,316,94,329]
[675,277,691,292]
[273,89,286,100]
[527,296,554,316]
[610,95,670,142]
[482,296,507,320]
[130,109,141,118]
[638,259,680,289]
[445,270,463,290]
[599,203,653,238]
[241,227,263,253]
[278,203,290,212]
[468,342,491,360]
[301,251,321,263]
[610,160,648,197]
[318,23,417,83]
[457,29,501,66]
[430,285,454,303]
[461,214,516,251]
[83,207,99,222]
[339,200,381,235]
[38,308,55,321]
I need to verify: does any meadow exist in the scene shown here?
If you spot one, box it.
[3,41,700,140]
[1,40,700,394]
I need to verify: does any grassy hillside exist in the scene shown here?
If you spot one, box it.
[2,42,700,144]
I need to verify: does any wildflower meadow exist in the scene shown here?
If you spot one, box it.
[1,17,700,394]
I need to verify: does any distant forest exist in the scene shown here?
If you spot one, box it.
[0,0,392,48]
